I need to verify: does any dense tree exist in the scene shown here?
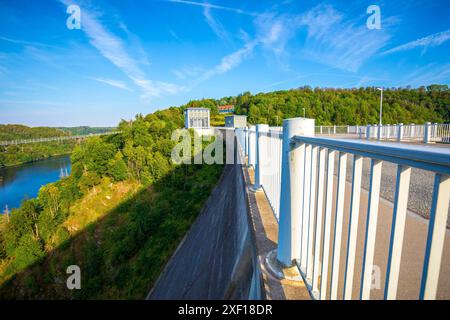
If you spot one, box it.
[233,86,449,125]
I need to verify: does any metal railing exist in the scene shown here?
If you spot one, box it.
[259,129,283,219]
[237,118,450,300]
[363,123,450,143]
[247,122,450,143]
[315,125,351,135]
[239,126,283,220]
[290,136,450,300]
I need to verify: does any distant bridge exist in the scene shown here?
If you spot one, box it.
[0,131,121,146]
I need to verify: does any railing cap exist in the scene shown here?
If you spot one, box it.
[292,136,450,174]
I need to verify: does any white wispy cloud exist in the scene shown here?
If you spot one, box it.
[0,36,59,49]
[167,0,256,16]
[399,63,450,87]
[58,0,184,99]
[198,41,257,82]
[90,77,133,91]
[254,13,293,61]
[381,30,450,55]
[296,4,392,72]
[172,66,204,80]
[203,4,230,42]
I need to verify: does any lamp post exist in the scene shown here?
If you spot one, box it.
[377,87,383,126]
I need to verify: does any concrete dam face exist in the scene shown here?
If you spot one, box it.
[148,152,263,299]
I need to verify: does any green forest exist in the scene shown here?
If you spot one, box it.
[0,141,76,168]
[0,125,115,168]
[0,124,69,141]
[0,107,224,298]
[215,85,450,125]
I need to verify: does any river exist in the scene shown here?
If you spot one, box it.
[0,155,71,213]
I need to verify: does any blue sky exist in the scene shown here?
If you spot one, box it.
[0,0,449,126]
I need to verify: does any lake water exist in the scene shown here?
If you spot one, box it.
[0,155,71,212]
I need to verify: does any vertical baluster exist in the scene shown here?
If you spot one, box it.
[312,147,327,295]
[301,144,312,270]
[306,146,319,280]
[319,149,336,299]
[360,159,383,299]
[420,174,450,300]
[330,152,348,299]
[384,165,411,299]
[343,155,363,300]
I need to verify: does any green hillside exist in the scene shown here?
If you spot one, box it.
[0,107,224,299]
[0,125,68,141]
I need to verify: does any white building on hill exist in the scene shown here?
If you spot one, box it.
[184,108,210,129]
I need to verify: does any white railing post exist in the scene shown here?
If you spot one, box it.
[410,123,416,140]
[248,125,256,167]
[377,124,382,141]
[384,165,412,299]
[420,174,450,300]
[424,122,431,144]
[244,127,248,156]
[253,124,269,191]
[366,125,371,140]
[320,125,323,134]
[333,125,336,134]
[397,123,403,142]
[277,117,315,266]
[386,124,390,140]
[347,125,350,134]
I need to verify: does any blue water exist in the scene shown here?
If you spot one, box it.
[0,155,71,212]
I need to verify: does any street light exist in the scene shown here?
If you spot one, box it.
[377,87,383,126]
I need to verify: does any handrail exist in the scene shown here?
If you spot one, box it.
[292,136,450,175]
[238,120,450,301]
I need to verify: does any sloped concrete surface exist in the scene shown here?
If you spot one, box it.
[147,161,261,299]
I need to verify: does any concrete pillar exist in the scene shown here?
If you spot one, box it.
[366,125,371,140]
[433,123,438,139]
[424,122,431,144]
[397,123,403,142]
[248,125,256,167]
[253,124,269,190]
[277,117,315,266]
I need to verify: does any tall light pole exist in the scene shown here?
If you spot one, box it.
[377,87,383,126]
